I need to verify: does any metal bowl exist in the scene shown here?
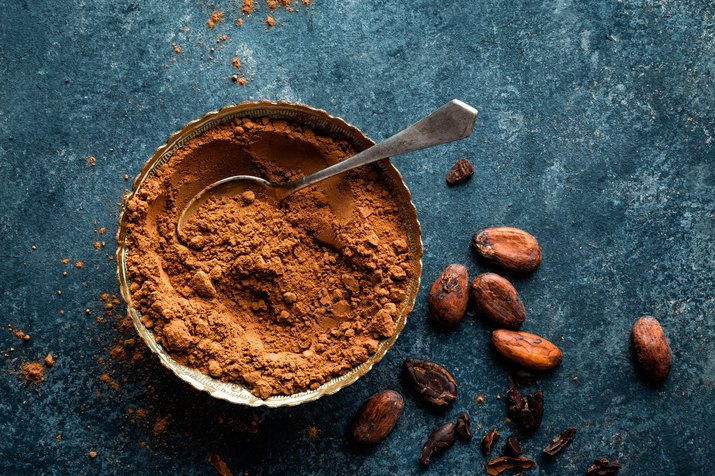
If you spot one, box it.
[116,101,423,407]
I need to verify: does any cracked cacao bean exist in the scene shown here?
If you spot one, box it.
[428,264,469,327]
[631,316,672,383]
[503,436,523,457]
[403,358,458,408]
[543,427,576,457]
[486,456,536,475]
[472,226,542,272]
[420,422,457,466]
[352,390,404,445]
[456,411,473,441]
[446,157,475,185]
[481,427,500,456]
[586,458,621,475]
[471,273,526,329]
[492,330,563,372]
[506,388,544,434]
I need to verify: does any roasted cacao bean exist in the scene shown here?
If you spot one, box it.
[472,226,542,272]
[428,264,469,327]
[420,422,457,466]
[352,390,404,445]
[471,273,526,329]
[403,358,458,408]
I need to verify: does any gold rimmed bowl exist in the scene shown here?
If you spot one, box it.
[116,101,423,407]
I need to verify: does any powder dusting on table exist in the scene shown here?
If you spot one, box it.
[124,118,413,398]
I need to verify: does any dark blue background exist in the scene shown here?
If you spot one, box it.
[1,1,713,474]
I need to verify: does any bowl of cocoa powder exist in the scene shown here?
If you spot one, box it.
[117,101,423,406]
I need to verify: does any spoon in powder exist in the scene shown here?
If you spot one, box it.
[177,99,478,235]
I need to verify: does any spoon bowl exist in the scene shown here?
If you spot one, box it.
[176,100,477,235]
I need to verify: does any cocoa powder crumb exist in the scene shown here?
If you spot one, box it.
[242,0,253,15]
[266,15,276,27]
[207,11,224,29]
[87,156,96,167]
[232,57,241,69]
[74,261,84,269]
[22,362,44,383]
[124,117,413,399]
[89,451,97,459]
[44,354,55,366]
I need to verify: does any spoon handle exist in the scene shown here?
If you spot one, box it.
[286,99,478,192]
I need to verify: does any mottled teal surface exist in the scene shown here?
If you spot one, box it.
[1,1,713,475]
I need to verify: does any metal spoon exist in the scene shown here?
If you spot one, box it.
[177,99,478,234]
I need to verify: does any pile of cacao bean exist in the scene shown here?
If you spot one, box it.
[350,219,673,475]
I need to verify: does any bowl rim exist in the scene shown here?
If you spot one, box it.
[116,100,423,407]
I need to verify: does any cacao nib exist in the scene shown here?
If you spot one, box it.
[506,388,544,434]
[543,427,576,457]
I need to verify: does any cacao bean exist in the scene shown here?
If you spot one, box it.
[420,422,456,466]
[403,358,458,408]
[492,330,563,372]
[352,390,404,445]
[471,273,526,329]
[472,227,542,272]
[631,316,672,383]
[428,264,469,327]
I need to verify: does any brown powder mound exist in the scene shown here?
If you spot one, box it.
[22,362,45,383]
[124,117,413,399]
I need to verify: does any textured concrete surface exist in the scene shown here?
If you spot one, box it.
[1,0,713,474]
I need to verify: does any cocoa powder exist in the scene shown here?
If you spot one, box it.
[124,116,413,398]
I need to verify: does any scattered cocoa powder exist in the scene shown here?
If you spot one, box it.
[266,15,276,27]
[124,116,414,398]
[22,362,44,383]
[242,0,253,15]
[207,11,224,29]
[75,261,84,269]
[232,57,241,69]
[87,156,96,167]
